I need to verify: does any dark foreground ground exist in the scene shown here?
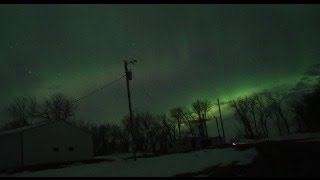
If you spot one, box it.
[177,138,320,177]
[2,137,320,177]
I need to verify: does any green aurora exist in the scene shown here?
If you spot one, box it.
[1,4,320,138]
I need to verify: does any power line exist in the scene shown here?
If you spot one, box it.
[72,74,126,104]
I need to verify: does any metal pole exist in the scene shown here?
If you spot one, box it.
[217,98,226,144]
[124,60,136,161]
[214,116,222,145]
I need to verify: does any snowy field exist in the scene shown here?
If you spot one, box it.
[2,132,320,177]
[262,132,320,142]
[249,132,320,144]
[232,132,320,146]
[0,148,257,177]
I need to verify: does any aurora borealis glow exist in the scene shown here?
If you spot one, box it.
[1,4,320,138]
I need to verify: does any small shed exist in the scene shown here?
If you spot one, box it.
[0,120,94,170]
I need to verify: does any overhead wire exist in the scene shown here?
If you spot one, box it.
[72,74,126,104]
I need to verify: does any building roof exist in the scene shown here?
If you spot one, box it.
[0,120,91,137]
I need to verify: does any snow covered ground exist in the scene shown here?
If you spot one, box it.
[254,132,320,143]
[94,152,150,161]
[0,148,257,177]
[266,132,320,141]
[231,132,320,146]
[3,132,320,177]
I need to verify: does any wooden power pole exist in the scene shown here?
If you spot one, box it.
[124,60,137,161]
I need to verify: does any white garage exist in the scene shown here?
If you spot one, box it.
[0,120,94,170]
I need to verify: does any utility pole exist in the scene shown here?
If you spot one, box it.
[214,116,222,145]
[217,98,226,144]
[124,60,137,161]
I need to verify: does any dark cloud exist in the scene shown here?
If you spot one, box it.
[304,63,320,77]
[290,80,310,92]
[288,64,320,93]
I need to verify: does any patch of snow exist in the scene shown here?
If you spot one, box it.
[255,132,320,143]
[94,153,130,161]
[1,148,258,177]
[95,152,152,161]
[234,149,258,165]
[195,174,209,177]
[297,139,320,143]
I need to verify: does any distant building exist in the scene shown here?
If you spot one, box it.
[209,136,226,146]
[0,120,94,170]
[167,136,225,153]
[167,137,196,153]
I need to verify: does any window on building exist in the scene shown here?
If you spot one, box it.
[53,147,59,152]
[68,147,74,152]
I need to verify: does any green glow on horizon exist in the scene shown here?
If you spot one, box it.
[1,4,319,126]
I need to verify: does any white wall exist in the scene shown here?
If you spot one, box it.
[0,133,22,170]
[22,121,94,166]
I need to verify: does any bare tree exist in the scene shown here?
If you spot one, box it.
[289,82,320,132]
[265,92,291,135]
[139,111,158,154]
[182,109,197,138]
[230,92,288,139]
[6,97,30,126]
[4,96,42,130]
[170,107,184,139]
[43,93,77,122]
[253,94,272,138]
[121,113,144,153]
[121,111,170,155]
[192,99,212,138]
[248,97,260,139]
[159,114,176,141]
[290,98,310,133]
[229,97,255,139]
[3,93,77,131]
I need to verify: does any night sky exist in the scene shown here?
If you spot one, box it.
[1,4,320,138]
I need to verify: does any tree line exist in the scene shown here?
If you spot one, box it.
[1,93,216,156]
[2,81,320,156]
[2,93,76,130]
[229,81,320,140]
